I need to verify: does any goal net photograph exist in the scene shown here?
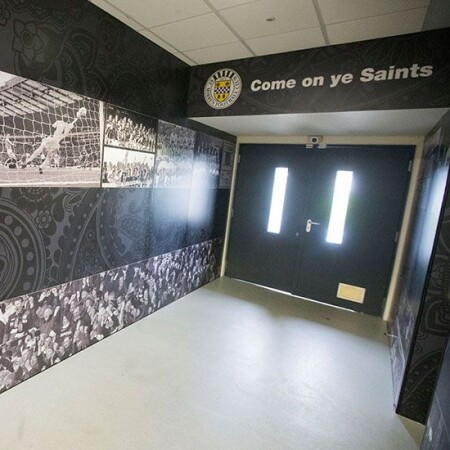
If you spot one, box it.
[0,70,103,187]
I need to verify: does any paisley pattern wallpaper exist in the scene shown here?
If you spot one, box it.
[0,0,187,119]
[0,184,231,302]
[0,187,152,302]
[422,337,450,449]
[390,111,450,423]
[0,1,236,395]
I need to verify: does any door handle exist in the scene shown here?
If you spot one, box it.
[306,219,321,233]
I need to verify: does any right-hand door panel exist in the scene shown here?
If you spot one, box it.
[292,145,413,316]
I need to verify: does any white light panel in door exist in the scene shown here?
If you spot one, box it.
[267,167,288,234]
[326,170,353,244]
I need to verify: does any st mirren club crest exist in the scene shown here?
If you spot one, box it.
[204,69,242,110]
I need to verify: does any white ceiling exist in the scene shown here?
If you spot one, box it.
[89,0,430,65]
[88,0,449,138]
[194,109,449,137]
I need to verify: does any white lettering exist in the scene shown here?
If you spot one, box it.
[251,78,297,92]
[330,74,342,88]
[360,68,374,82]
[420,65,433,77]
[251,79,262,91]
[286,79,297,88]
[341,73,353,84]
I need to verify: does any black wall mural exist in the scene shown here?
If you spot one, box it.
[0,0,236,396]
[0,0,187,120]
[0,239,223,394]
[0,187,153,302]
[102,105,158,188]
[422,334,450,449]
[0,70,102,187]
[155,121,196,188]
[104,104,157,153]
[390,110,450,423]
[188,28,450,117]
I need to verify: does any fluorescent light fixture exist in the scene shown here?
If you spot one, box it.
[267,167,288,234]
[326,171,353,244]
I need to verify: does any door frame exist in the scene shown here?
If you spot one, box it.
[221,135,424,320]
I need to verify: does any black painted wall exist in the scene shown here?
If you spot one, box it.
[390,110,450,423]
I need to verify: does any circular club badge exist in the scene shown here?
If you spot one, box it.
[204,69,242,110]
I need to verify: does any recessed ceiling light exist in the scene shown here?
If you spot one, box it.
[266,17,276,22]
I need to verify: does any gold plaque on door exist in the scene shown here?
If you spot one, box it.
[337,283,366,303]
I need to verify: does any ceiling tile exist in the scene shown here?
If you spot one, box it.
[184,42,253,64]
[195,109,448,137]
[89,0,144,30]
[247,27,325,56]
[220,0,320,40]
[152,13,238,52]
[139,30,178,53]
[318,0,429,25]
[327,8,428,45]
[208,0,260,10]
[173,53,197,65]
[107,0,211,28]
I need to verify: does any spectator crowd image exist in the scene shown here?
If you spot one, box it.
[0,239,221,393]
[155,121,196,188]
[104,106,157,153]
[102,147,155,188]
[193,135,223,188]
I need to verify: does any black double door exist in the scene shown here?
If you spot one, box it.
[227,144,413,316]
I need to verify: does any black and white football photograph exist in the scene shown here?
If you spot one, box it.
[104,104,157,153]
[0,71,102,187]
[193,132,222,189]
[219,141,235,188]
[101,146,155,188]
[155,120,196,188]
[0,239,219,394]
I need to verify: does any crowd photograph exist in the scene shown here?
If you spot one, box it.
[193,136,222,188]
[0,240,220,393]
[155,121,196,188]
[104,106,157,153]
[101,147,155,188]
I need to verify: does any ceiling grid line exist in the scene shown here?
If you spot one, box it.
[89,0,437,65]
[99,0,196,60]
[202,0,257,56]
[149,11,216,31]
[324,6,431,27]
[101,0,147,30]
[312,0,330,45]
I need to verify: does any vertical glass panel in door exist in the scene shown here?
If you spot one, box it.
[227,145,312,293]
[267,167,289,234]
[292,145,413,316]
[326,170,353,244]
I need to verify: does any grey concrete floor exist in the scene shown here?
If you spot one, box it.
[0,277,424,449]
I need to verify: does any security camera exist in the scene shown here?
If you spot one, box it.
[308,135,322,145]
